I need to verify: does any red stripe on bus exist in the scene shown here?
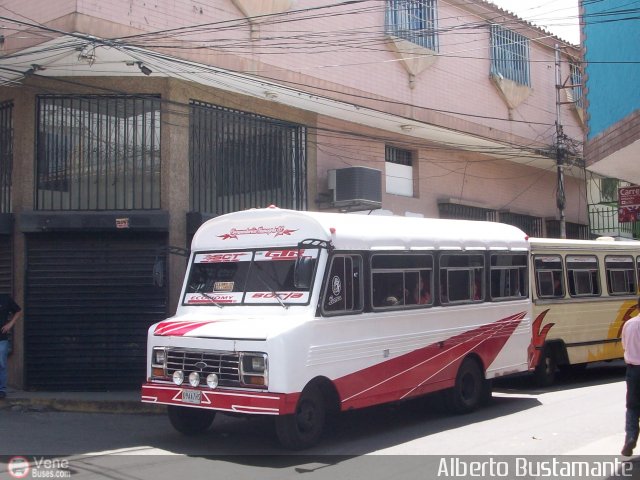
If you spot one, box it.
[334,312,525,410]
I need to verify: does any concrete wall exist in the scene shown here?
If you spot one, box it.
[0,0,584,149]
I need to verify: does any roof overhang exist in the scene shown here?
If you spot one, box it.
[586,139,640,185]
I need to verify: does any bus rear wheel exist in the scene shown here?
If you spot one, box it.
[167,405,216,435]
[275,385,326,450]
[446,357,487,414]
[534,347,557,387]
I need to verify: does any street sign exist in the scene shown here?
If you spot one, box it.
[618,186,640,222]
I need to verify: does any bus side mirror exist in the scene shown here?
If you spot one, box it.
[294,256,314,289]
[152,258,165,288]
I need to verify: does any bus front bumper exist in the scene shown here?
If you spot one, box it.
[141,382,299,415]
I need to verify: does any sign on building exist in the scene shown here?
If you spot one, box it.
[619,186,640,222]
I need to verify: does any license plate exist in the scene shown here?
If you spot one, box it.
[181,389,202,404]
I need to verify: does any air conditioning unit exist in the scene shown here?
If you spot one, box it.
[327,167,382,210]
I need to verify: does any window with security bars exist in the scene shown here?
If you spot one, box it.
[438,202,498,222]
[385,0,439,51]
[0,101,12,214]
[189,101,307,214]
[385,145,413,197]
[570,62,584,109]
[490,24,531,87]
[36,95,161,210]
[500,212,543,237]
[545,219,590,239]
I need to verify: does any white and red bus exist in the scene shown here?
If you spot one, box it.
[141,207,532,449]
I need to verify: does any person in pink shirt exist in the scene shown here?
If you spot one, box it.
[621,297,640,457]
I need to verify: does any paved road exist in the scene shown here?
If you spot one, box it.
[0,362,635,479]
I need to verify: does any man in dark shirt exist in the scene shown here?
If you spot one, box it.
[0,294,22,399]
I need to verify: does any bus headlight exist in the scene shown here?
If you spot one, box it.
[188,371,201,387]
[151,347,167,379]
[240,353,268,388]
[173,370,184,386]
[152,347,166,367]
[206,374,219,389]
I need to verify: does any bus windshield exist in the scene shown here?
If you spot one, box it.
[183,248,319,306]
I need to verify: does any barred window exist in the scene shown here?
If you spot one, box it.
[189,101,307,214]
[385,0,439,51]
[490,24,531,87]
[438,202,498,222]
[385,145,413,197]
[570,62,584,109]
[36,95,161,210]
[500,212,543,237]
[0,101,12,214]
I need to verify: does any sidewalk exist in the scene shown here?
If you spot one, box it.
[0,388,165,415]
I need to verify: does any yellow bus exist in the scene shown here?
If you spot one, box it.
[529,237,640,385]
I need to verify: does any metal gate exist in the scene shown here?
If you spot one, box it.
[0,235,11,294]
[25,232,168,390]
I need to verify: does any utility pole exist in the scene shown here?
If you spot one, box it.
[555,44,567,239]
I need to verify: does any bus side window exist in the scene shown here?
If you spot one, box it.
[372,271,404,307]
[440,253,484,305]
[490,253,528,300]
[534,255,564,299]
[448,269,471,302]
[566,255,600,297]
[370,254,433,309]
[323,254,363,314]
[605,256,636,295]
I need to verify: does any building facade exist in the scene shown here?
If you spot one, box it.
[0,0,585,390]
[582,0,640,185]
[581,0,640,238]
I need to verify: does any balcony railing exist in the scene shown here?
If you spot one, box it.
[589,204,638,239]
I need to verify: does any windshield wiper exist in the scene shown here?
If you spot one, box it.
[196,289,223,308]
[253,263,289,310]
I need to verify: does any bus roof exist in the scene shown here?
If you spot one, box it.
[530,237,640,251]
[191,207,530,252]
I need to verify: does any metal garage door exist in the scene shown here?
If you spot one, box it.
[0,235,11,294]
[25,232,168,390]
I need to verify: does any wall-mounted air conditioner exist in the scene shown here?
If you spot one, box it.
[327,167,382,210]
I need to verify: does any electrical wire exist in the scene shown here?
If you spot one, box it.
[4,1,631,213]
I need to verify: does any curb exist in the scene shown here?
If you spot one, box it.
[0,397,166,415]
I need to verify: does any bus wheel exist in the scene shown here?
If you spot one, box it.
[167,405,215,435]
[534,348,557,387]
[446,357,486,414]
[275,386,325,450]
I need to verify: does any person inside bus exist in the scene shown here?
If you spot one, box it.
[385,284,405,306]
[553,275,563,297]
[439,274,448,304]
[408,272,431,305]
[473,273,483,301]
